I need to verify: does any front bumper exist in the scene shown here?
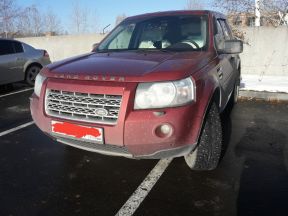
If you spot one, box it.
[30,78,203,159]
[53,134,195,159]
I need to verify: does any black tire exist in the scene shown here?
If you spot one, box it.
[184,102,222,171]
[25,65,41,86]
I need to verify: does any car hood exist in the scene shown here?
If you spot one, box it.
[45,51,215,82]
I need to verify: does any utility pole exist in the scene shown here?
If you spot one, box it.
[255,0,261,27]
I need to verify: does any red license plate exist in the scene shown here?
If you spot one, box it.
[51,121,103,143]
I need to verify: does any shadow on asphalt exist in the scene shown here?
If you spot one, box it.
[235,118,288,215]
[0,82,30,94]
[220,102,233,162]
[0,84,14,94]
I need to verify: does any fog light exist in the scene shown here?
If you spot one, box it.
[155,124,173,138]
[160,124,171,134]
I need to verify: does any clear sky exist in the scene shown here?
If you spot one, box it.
[17,0,214,33]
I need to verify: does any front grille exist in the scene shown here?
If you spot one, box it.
[45,89,122,125]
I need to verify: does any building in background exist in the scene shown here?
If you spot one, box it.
[228,11,288,27]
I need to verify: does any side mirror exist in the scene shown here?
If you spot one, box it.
[92,43,99,52]
[221,40,243,54]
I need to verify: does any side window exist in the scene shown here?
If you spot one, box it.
[224,21,234,39]
[0,41,14,56]
[219,20,231,40]
[13,42,24,53]
[214,20,225,50]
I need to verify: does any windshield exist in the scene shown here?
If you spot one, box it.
[97,15,208,52]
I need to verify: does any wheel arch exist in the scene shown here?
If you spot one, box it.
[193,84,222,146]
[24,62,43,78]
[238,61,241,81]
[202,87,221,127]
[184,98,222,170]
[212,87,221,109]
[238,61,241,72]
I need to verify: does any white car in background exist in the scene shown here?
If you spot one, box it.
[0,39,51,86]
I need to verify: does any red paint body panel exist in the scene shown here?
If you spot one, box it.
[30,10,239,158]
[44,52,215,83]
[30,72,214,156]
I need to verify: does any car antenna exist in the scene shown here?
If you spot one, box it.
[102,24,111,35]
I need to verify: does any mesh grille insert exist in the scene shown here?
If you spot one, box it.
[45,89,122,125]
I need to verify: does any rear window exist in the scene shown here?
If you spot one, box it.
[22,43,36,52]
[13,42,24,53]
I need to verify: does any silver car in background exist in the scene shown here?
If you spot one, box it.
[0,39,51,86]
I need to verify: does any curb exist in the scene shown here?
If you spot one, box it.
[239,90,288,102]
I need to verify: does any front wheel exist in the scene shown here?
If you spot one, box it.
[184,102,222,171]
[25,65,41,86]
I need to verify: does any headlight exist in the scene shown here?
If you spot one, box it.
[134,77,195,109]
[34,73,46,97]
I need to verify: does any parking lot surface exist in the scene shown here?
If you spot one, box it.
[0,85,288,216]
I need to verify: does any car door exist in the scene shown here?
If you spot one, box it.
[219,19,237,96]
[0,40,26,85]
[12,41,26,79]
[214,19,235,108]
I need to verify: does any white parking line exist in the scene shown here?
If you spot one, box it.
[116,158,173,216]
[0,88,34,98]
[0,121,34,137]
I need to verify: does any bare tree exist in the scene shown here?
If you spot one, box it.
[91,10,100,33]
[260,0,288,26]
[115,13,127,26]
[214,0,254,14]
[214,0,288,26]
[185,0,204,10]
[1,1,63,37]
[43,8,62,35]
[0,0,21,38]
[71,0,89,34]
[17,5,43,37]
[31,6,42,36]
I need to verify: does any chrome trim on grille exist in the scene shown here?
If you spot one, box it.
[45,89,122,125]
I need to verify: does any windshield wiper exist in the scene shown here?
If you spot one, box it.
[96,49,132,53]
[132,48,176,54]
[97,48,178,54]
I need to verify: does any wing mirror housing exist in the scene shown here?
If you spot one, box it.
[92,43,99,52]
[219,40,243,54]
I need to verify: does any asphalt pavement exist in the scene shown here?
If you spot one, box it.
[0,84,287,216]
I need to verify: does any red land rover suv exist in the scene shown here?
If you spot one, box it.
[30,10,243,170]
